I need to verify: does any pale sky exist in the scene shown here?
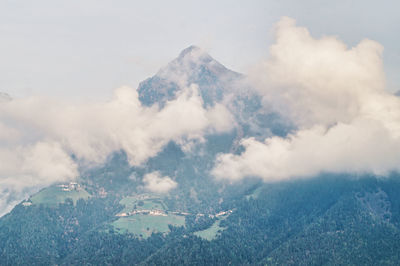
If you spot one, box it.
[0,0,399,100]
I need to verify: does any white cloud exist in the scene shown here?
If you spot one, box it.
[213,17,400,182]
[251,17,385,128]
[206,103,235,133]
[1,84,233,166]
[0,142,78,188]
[213,119,400,181]
[0,141,78,216]
[0,83,233,215]
[143,171,177,194]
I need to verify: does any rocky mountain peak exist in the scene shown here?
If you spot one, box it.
[138,46,241,107]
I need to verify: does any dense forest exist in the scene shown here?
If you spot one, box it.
[1,174,400,265]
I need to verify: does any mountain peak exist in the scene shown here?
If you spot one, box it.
[138,46,242,107]
[175,45,215,67]
[157,45,231,79]
[178,45,202,57]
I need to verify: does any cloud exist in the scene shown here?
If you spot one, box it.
[1,85,233,165]
[0,84,233,215]
[252,17,386,128]
[213,119,400,181]
[0,141,78,188]
[142,171,177,194]
[213,17,400,182]
[0,141,77,216]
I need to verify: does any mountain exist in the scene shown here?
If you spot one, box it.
[138,46,290,138]
[1,47,400,265]
[138,45,242,107]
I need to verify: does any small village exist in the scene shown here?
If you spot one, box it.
[116,208,233,218]
[57,182,82,192]
[116,209,167,217]
[22,201,32,207]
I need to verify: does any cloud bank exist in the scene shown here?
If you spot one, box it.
[143,171,178,194]
[213,17,400,182]
[0,84,233,215]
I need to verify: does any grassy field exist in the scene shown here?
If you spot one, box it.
[30,185,91,206]
[112,214,185,238]
[194,214,229,241]
[119,196,167,213]
[111,194,185,238]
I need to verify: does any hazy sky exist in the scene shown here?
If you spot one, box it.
[0,0,399,100]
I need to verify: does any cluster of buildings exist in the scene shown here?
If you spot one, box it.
[215,209,233,217]
[22,201,32,207]
[116,209,167,217]
[195,209,233,218]
[116,207,234,219]
[58,182,81,192]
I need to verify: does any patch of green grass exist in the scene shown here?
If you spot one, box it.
[30,185,91,206]
[119,195,167,213]
[111,194,184,238]
[194,219,226,241]
[111,214,185,239]
[119,196,138,212]
[194,214,231,241]
[138,200,166,210]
